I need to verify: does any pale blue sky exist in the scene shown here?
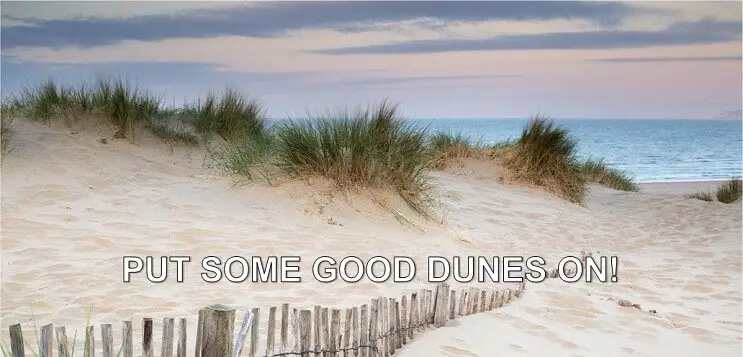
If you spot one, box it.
[2,1,741,119]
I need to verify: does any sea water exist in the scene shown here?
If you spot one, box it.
[413,118,742,182]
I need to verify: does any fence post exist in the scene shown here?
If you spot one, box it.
[122,321,133,357]
[9,323,24,357]
[200,304,236,357]
[433,283,450,327]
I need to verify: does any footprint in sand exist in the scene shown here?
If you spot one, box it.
[439,345,478,357]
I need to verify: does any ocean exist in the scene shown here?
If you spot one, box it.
[411,118,742,183]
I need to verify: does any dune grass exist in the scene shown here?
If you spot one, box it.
[4,75,649,211]
[146,111,200,145]
[685,191,714,202]
[685,178,741,203]
[715,178,742,203]
[186,89,266,142]
[221,131,279,182]
[4,76,162,139]
[429,132,475,169]
[272,102,434,215]
[501,116,587,204]
[1,115,12,157]
[578,158,639,192]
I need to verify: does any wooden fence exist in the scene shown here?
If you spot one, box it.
[5,267,575,357]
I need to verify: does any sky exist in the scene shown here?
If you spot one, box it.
[1,1,741,119]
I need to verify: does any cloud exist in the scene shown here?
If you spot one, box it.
[587,56,742,63]
[313,19,742,55]
[1,1,645,49]
[322,73,526,87]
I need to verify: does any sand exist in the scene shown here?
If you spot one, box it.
[1,120,741,356]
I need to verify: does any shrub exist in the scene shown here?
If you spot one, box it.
[275,101,434,215]
[502,116,587,203]
[578,158,639,192]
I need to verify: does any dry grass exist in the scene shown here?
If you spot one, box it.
[500,116,587,204]
[429,132,476,169]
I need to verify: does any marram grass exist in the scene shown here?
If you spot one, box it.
[3,75,650,211]
[715,178,742,204]
[578,158,639,192]
[686,178,742,204]
[274,101,435,216]
[501,116,587,204]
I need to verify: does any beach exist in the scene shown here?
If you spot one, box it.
[1,119,741,356]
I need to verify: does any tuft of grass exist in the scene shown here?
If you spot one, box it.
[502,115,587,203]
[94,75,161,138]
[1,115,12,157]
[578,158,639,192]
[146,114,200,145]
[275,101,434,215]
[429,132,474,169]
[221,132,279,182]
[715,178,742,204]
[189,89,265,142]
[5,75,162,139]
[685,191,714,202]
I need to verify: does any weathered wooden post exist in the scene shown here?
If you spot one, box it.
[432,283,450,327]
[200,304,236,357]
[9,323,24,357]
[40,324,53,357]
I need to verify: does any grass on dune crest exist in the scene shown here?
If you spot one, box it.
[501,116,587,204]
[186,88,266,142]
[429,132,476,169]
[577,158,639,192]
[273,101,435,215]
[3,75,163,140]
[427,121,640,199]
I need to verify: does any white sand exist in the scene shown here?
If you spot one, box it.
[1,121,741,356]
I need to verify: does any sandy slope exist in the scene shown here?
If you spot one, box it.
[1,121,741,356]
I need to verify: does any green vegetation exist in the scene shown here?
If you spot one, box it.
[274,102,434,215]
[501,116,587,204]
[429,132,475,169]
[685,178,741,204]
[578,158,639,192]
[1,115,12,157]
[685,191,714,202]
[186,88,265,142]
[3,75,645,213]
[716,178,742,203]
[4,76,162,139]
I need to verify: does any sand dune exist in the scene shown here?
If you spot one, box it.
[1,121,741,356]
